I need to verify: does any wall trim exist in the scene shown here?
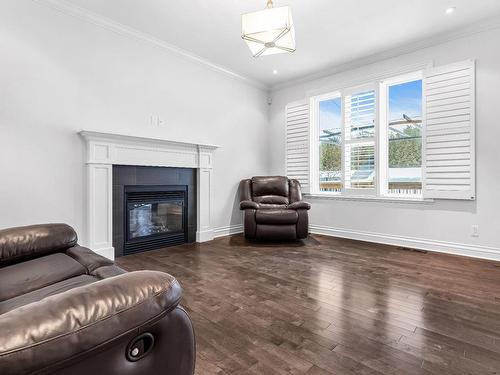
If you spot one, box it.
[310,224,500,262]
[195,223,500,262]
[271,15,500,92]
[30,0,500,93]
[32,0,267,91]
[214,224,244,238]
[197,229,216,242]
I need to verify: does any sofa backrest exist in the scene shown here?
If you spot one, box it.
[0,223,78,267]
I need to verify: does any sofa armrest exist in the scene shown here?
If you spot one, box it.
[0,270,181,375]
[240,200,259,210]
[288,201,311,210]
[66,245,114,273]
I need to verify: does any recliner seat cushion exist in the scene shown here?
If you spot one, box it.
[0,253,86,301]
[255,209,298,225]
[258,203,288,209]
[253,195,289,205]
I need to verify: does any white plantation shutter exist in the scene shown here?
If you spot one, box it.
[344,88,376,192]
[423,59,475,200]
[286,100,310,192]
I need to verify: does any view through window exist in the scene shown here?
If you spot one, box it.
[387,79,423,195]
[314,73,423,197]
[318,96,342,192]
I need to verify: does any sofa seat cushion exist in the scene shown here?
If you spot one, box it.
[0,253,87,301]
[93,265,127,279]
[0,274,98,314]
[255,209,298,225]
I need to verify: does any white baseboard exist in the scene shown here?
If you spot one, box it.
[214,224,244,238]
[94,246,115,261]
[310,224,500,262]
[200,223,500,262]
[196,229,215,242]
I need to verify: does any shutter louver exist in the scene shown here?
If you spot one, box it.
[286,100,310,192]
[423,60,475,200]
[344,89,376,191]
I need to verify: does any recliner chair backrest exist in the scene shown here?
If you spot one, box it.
[251,176,290,205]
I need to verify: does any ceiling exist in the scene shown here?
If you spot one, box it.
[62,0,500,88]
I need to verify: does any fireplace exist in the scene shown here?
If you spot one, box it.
[112,165,197,257]
[124,185,187,255]
[80,131,217,260]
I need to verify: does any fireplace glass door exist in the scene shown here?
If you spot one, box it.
[128,200,184,239]
[124,186,188,254]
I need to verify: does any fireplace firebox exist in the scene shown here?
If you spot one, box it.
[112,165,196,257]
[124,185,188,255]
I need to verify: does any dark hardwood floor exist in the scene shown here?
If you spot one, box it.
[116,234,500,375]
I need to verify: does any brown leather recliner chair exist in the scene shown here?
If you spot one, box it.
[239,176,311,240]
[0,224,195,375]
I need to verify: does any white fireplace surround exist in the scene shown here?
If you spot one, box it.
[79,130,219,260]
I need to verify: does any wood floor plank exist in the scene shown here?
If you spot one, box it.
[116,234,500,374]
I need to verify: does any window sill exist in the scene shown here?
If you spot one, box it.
[304,193,434,204]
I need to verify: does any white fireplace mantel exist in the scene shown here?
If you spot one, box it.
[79,130,220,260]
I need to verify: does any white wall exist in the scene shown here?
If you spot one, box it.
[269,27,500,256]
[0,0,269,239]
[2,1,499,259]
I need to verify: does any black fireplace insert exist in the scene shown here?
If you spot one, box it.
[124,185,188,255]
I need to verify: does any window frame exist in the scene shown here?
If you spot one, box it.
[310,91,343,195]
[379,71,424,198]
[310,71,424,199]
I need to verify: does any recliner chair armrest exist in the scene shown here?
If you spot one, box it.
[288,201,311,210]
[240,200,259,210]
[0,270,182,375]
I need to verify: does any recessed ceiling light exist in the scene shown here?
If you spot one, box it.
[273,69,278,75]
[445,7,456,15]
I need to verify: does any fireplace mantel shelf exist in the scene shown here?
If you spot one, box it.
[79,130,220,151]
[79,130,219,260]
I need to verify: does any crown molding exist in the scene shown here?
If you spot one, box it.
[29,0,500,93]
[271,15,500,92]
[32,0,268,91]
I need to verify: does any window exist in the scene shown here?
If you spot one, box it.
[380,73,423,197]
[294,60,474,201]
[311,73,423,198]
[317,94,342,192]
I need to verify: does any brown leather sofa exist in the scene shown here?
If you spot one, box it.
[239,176,311,240]
[0,223,195,375]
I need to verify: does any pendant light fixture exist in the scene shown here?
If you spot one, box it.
[241,0,295,57]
